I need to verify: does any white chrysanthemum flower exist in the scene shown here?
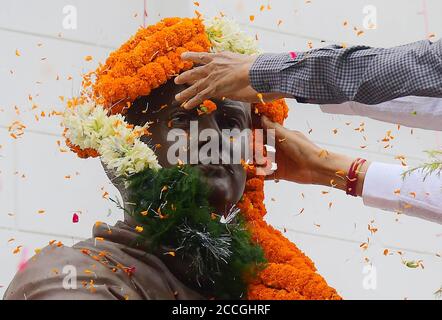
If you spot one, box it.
[63,103,115,150]
[205,16,260,55]
[100,138,160,177]
[63,102,160,177]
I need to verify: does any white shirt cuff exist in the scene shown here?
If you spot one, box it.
[362,162,404,212]
[362,162,442,224]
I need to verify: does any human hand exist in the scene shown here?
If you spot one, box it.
[261,116,369,196]
[174,52,288,109]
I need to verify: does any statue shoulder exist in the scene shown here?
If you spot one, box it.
[3,242,140,300]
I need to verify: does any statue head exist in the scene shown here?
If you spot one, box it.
[121,79,252,215]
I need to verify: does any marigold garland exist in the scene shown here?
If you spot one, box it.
[91,18,211,114]
[240,99,341,300]
[65,16,341,300]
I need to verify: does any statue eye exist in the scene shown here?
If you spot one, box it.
[227,118,241,129]
[218,112,242,130]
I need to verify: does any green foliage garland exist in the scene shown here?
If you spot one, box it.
[125,165,266,299]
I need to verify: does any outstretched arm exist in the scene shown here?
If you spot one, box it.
[251,39,442,105]
[261,116,442,224]
[175,39,442,109]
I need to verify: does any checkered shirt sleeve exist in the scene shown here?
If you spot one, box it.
[249,39,442,105]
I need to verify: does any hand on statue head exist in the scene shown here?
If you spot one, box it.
[174,52,288,108]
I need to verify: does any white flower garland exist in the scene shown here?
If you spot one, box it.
[63,102,160,177]
[205,17,260,55]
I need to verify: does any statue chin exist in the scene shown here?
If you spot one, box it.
[195,163,246,216]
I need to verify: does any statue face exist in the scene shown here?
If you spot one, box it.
[125,80,252,215]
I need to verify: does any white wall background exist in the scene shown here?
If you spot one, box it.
[0,0,441,299]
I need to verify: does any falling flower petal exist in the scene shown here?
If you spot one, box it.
[318,149,329,158]
[13,246,22,254]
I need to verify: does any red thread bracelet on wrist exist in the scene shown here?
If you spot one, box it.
[346,158,367,197]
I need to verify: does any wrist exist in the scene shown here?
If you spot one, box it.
[312,152,352,190]
[312,153,370,197]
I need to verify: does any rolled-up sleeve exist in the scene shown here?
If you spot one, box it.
[362,162,442,224]
[250,39,442,105]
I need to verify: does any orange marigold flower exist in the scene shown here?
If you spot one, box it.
[198,100,217,115]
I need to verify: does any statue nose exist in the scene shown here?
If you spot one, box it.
[195,115,230,163]
[197,114,220,133]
